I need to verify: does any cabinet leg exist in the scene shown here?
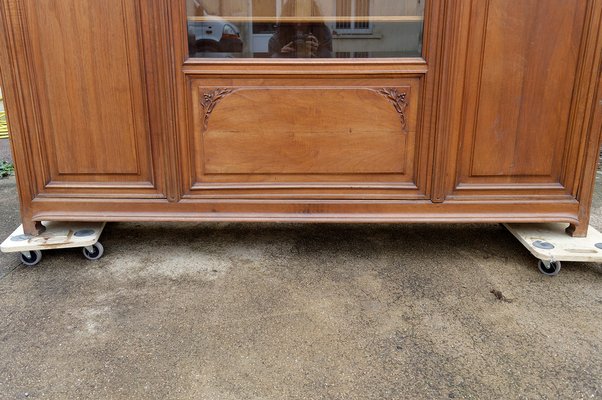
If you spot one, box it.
[566,223,588,238]
[23,221,46,236]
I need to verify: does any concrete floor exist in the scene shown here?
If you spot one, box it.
[0,88,12,162]
[0,139,12,163]
[0,176,601,399]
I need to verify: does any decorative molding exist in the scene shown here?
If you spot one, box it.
[375,88,409,131]
[200,88,235,130]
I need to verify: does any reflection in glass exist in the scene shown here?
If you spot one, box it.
[186,0,425,59]
[268,1,333,58]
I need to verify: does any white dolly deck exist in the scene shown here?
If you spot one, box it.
[504,223,602,276]
[1,221,106,266]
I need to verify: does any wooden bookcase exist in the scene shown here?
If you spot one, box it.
[1,0,601,237]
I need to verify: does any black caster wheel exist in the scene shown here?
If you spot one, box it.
[20,250,42,266]
[82,242,104,261]
[538,259,561,276]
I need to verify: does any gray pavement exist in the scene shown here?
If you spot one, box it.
[0,175,601,399]
[0,88,12,163]
[0,139,12,163]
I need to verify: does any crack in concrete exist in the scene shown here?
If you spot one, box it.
[0,261,22,282]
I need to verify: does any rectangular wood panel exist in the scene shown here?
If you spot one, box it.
[23,0,153,182]
[185,77,424,198]
[202,88,408,175]
[458,0,587,182]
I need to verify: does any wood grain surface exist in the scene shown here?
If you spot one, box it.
[0,0,601,236]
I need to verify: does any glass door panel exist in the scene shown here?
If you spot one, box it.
[186,0,425,58]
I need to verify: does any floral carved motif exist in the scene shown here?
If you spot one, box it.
[375,88,409,131]
[200,88,235,130]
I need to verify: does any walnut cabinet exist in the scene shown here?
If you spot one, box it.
[1,0,602,236]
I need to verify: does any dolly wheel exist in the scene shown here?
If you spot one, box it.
[538,260,561,277]
[83,242,104,261]
[20,250,42,266]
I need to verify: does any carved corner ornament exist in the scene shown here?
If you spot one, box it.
[375,88,409,131]
[200,88,235,131]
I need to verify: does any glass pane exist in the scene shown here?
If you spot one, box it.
[186,0,425,59]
